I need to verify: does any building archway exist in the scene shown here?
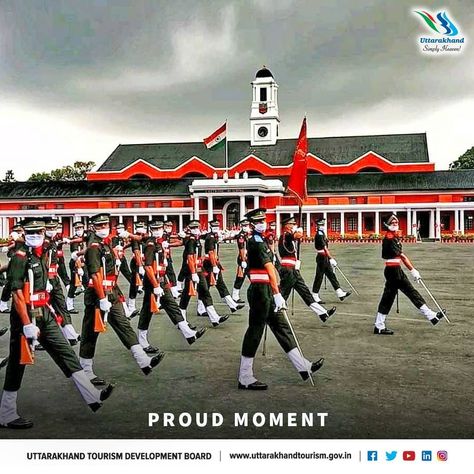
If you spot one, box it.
[222,199,240,230]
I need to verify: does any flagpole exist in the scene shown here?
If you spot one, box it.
[225,118,229,177]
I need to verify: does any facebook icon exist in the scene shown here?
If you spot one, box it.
[422,451,432,461]
[367,451,378,461]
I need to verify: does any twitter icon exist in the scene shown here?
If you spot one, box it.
[386,451,397,461]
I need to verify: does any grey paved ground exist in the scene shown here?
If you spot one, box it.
[0,243,472,439]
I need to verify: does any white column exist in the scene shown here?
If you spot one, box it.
[207,196,213,221]
[454,209,459,232]
[253,195,259,210]
[357,211,362,238]
[323,211,328,234]
[194,196,199,220]
[412,210,417,235]
[178,214,183,232]
[406,208,412,236]
[429,210,435,238]
[306,212,311,237]
[239,195,246,220]
[340,211,345,236]
[435,208,441,240]
[375,211,380,235]
[460,209,465,234]
[276,212,281,238]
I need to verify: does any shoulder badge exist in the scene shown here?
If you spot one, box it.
[254,234,263,243]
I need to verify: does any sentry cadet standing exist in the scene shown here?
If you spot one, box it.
[79,213,164,386]
[179,220,229,327]
[312,217,351,303]
[374,214,446,335]
[137,220,206,352]
[0,218,114,429]
[203,218,245,314]
[231,218,251,304]
[44,217,80,345]
[278,216,336,322]
[238,209,324,390]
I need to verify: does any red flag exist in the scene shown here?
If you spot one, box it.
[286,117,308,205]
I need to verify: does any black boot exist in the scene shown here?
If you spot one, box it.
[319,306,337,323]
[142,351,165,375]
[373,327,394,335]
[431,310,447,325]
[186,327,207,345]
[238,380,268,390]
[300,358,325,380]
[212,314,230,327]
[1,417,33,429]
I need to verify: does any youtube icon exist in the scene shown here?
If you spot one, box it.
[403,451,416,461]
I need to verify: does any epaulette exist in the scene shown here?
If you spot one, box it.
[254,234,263,243]
[15,250,27,257]
[90,242,100,248]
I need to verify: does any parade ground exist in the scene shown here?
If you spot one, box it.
[0,242,472,440]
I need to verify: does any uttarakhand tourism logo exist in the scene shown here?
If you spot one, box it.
[413,9,466,53]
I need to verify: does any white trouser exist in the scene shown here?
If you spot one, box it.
[419,304,437,320]
[238,356,257,386]
[177,321,196,339]
[138,330,150,348]
[374,312,387,330]
[224,295,238,310]
[287,348,311,373]
[0,390,19,425]
[309,302,326,316]
[131,344,152,369]
[71,370,102,405]
[206,305,221,324]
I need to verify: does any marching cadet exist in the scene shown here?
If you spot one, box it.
[374,214,446,335]
[278,216,336,322]
[163,220,182,298]
[265,220,280,269]
[66,221,88,314]
[54,222,71,288]
[127,221,148,315]
[0,218,114,430]
[137,220,206,352]
[312,217,351,303]
[202,218,245,314]
[0,223,24,313]
[231,219,251,304]
[238,208,325,390]
[79,213,164,386]
[179,219,229,327]
[44,217,80,345]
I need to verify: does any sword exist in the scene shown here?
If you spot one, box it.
[335,266,360,296]
[419,279,451,324]
[27,268,36,356]
[101,256,109,324]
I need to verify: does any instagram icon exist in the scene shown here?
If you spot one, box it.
[437,451,448,461]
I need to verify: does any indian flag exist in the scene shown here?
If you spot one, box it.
[203,122,226,150]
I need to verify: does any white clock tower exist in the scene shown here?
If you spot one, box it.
[250,66,280,146]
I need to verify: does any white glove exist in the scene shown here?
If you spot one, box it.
[118,230,130,238]
[77,268,84,277]
[23,323,40,340]
[138,266,145,276]
[329,258,337,267]
[410,268,421,282]
[46,281,53,292]
[1,246,9,253]
[71,251,78,261]
[295,260,301,271]
[115,259,122,267]
[273,293,287,312]
[212,265,220,275]
[178,231,187,238]
[153,286,164,297]
[240,261,248,270]
[191,273,199,283]
[114,244,123,251]
[295,227,303,233]
[62,238,70,245]
[161,241,169,249]
[99,297,112,312]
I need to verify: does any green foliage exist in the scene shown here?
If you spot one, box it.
[28,161,95,182]
[449,147,474,170]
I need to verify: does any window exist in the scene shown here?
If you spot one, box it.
[21,205,38,210]
[349,197,357,205]
[318,197,328,205]
[259,87,267,101]
[147,202,155,208]
[161,201,170,207]
[330,217,341,232]
[465,215,474,230]
[347,216,357,232]
[118,203,126,209]
[56,204,64,209]
[133,202,141,208]
[463,196,474,202]
[364,216,374,232]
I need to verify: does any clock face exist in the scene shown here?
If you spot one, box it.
[258,126,268,138]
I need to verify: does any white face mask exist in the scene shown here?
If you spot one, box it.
[242,226,250,233]
[152,229,164,238]
[164,226,172,234]
[190,228,201,236]
[211,227,220,233]
[388,224,399,232]
[254,222,267,233]
[46,230,58,238]
[136,228,146,235]
[25,234,44,248]
[10,231,20,241]
[95,227,110,239]
[75,229,84,237]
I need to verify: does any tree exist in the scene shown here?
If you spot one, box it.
[2,170,16,182]
[449,147,474,170]
[28,161,96,181]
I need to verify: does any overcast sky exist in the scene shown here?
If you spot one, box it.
[0,0,473,180]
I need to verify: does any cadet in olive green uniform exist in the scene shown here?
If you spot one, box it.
[127,221,147,315]
[79,214,164,386]
[54,222,71,288]
[238,209,325,390]
[278,216,336,322]
[179,220,229,327]
[202,219,245,314]
[66,221,88,314]
[44,217,80,345]
[231,219,250,303]
[312,218,351,303]
[163,220,182,298]
[137,220,206,352]
[0,218,113,430]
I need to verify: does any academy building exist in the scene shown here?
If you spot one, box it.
[1,67,474,239]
